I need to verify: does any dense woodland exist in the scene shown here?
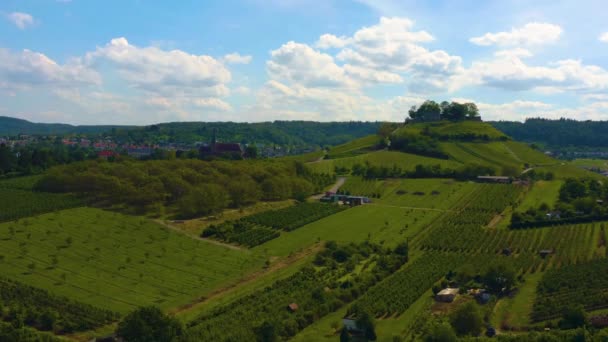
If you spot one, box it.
[35,159,334,218]
[0,116,126,136]
[492,118,608,149]
[0,143,98,176]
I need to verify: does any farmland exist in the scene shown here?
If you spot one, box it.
[440,142,523,171]
[308,150,462,175]
[517,180,562,211]
[341,177,481,210]
[0,208,264,313]
[326,134,381,158]
[3,120,608,341]
[404,121,508,140]
[255,204,441,256]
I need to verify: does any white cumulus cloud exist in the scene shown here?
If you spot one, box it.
[267,41,353,88]
[6,12,35,30]
[315,34,351,49]
[452,50,608,93]
[0,48,100,93]
[600,32,608,43]
[223,52,252,64]
[470,22,562,47]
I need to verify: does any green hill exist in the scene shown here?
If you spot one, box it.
[0,116,129,136]
[325,134,382,158]
[403,120,508,141]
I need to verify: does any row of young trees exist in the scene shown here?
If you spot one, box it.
[0,276,119,334]
[203,203,347,247]
[34,159,334,218]
[532,258,608,322]
[0,189,81,222]
[348,162,497,181]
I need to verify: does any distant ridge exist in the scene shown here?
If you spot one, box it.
[0,116,132,136]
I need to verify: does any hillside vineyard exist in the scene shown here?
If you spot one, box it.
[2,117,608,342]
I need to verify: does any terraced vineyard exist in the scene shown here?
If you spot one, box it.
[0,188,81,222]
[0,276,119,333]
[308,150,462,175]
[532,258,608,322]
[203,203,347,247]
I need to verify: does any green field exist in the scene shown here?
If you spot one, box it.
[503,141,556,165]
[326,135,381,158]
[0,188,82,222]
[441,142,523,171]
[570,158,608,171]
[404,121,508,140]
[308,150,462,175]
[534,163,606,180]
[342,177,481,210]
[254,204,441,256]
[0,208,264,313]
[518,180,562,211]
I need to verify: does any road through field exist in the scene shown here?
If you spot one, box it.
[310,176,346,200]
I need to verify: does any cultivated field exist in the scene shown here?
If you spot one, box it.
[342,177,481,210]
[326,135,381,158]
[255,204,441,256]
[308,150,462,175]
[0,208,264,313]
[517,180,563,211]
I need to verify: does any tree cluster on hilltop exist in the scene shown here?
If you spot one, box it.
[407,100,480,123]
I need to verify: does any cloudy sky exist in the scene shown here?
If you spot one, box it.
[1,0,607,124]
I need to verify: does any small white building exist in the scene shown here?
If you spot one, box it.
[342,317,359,332]
[436,288,459,303]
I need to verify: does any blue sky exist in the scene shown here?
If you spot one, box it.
[0,0,607,124]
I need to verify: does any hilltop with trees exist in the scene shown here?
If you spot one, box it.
[407,100,481,123]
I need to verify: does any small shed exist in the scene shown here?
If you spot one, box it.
[539,249,553,258]
[436,288,459,303]
[287,303,299,312]
[342,317,359,332]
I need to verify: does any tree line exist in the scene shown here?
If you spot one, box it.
[511,178,608,228]
[492,118,608,149]
[35,159,334,218]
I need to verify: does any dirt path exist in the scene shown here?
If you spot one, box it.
[310,177,346,200]
[502,143,523,162]
[170,243,323,316]
[521,168,534,175]
[154,219,244,251]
